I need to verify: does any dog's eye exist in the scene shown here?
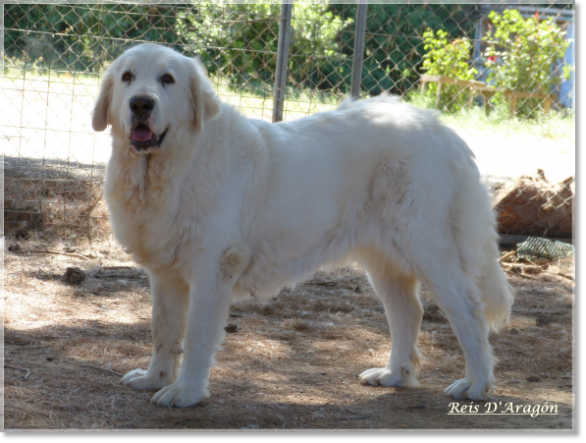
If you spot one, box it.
[162,74,175,85]
[122,71,133,82]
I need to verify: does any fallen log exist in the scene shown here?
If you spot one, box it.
[493,170,573,239]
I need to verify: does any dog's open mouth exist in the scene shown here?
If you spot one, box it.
[130,124,168,152]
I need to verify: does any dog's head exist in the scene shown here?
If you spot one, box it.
[92,44,220,155]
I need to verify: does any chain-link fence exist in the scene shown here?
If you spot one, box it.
[2,1,575,244]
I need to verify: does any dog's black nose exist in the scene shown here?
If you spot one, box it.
[129,95,155,116]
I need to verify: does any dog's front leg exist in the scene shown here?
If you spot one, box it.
[121,272,189,390]
[151,265,232,408]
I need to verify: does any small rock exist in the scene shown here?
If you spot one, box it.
[510,328,519,335]
[536,315,553,326]
[523,265,542,275]
[224,324,238,333]
[290,320,311,331]
[63,267,86,285]
[526,375,542,382]
[354,286,362,293]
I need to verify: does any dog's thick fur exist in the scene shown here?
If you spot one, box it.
[92,44,514,408]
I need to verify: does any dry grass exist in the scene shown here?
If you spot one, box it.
[3,237,574,430]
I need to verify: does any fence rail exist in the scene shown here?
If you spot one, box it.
[2,1,575,243]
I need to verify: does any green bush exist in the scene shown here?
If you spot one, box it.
[483,9,571,117]
[176,2,353,93]
[288,4,354,91]
[331,3,477,96]
[5,2,477,96]
[4,3,179,72]
[421,29,477,112]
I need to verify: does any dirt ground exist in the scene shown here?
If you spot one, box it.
[3,236,574,430]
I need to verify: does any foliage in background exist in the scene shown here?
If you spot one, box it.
[175,4,279,92]
[483,9,571,117]
[177,3,475,95]
[4,3,178,72]
[332,3,478,96]
[4,2,573,109]
[5,2,475,95]
[288,3,354,91]
[421,29,477,112]
[175,2,353,93]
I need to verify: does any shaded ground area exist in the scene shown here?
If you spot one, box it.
[3,239,574,430]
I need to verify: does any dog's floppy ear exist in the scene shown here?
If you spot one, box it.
[92,66,115,132]
[190,58,221,131]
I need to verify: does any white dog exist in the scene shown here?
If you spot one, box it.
[92,43,514,408]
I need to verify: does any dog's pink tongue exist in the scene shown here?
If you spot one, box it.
[133,127,152,141]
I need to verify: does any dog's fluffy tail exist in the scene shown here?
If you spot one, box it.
[478,239,515,330]
[457,191,514,331]
[446,128,514,331]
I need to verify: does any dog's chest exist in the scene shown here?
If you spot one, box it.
[108,193,186,267]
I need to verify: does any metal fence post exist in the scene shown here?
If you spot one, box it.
[0,0,4,75]
[272,1,293,123]
[350,2,368,100]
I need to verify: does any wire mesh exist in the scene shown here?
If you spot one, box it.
[2,1,575,243]
[516,236,574,262]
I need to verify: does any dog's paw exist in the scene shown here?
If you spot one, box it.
[358,367,419,387]
[445,378,489,400]
[120,368,170,391]
[151,380,208,408]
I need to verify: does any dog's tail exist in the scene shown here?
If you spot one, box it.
[447,130,514,331]
[478,239,515,330]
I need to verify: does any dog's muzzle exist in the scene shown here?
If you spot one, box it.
[130,123,168,151]
[129,95,168,152]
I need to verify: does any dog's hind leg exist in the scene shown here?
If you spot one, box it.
[412,248,496,400]
[358,257,423,388]
[121,272,189,390]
